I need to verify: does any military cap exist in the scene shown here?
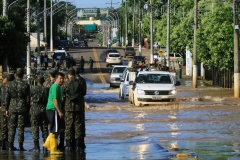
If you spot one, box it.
[16,68,24,75]
[2,72,8,78]
[8,73,15,81]
[49,69,57,75]
[73,66,80,72]
[36,75,44,84]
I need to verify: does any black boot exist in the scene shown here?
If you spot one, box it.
[65,140,72,154]
[8,142,18,151]
[75,138,82,153]
[80,137,86,150]
[19,142,26,151]
[29,140,40,152]
[2,140,7,150]
[58,133,65,151]
[42,139,48,154]
[0,141,2,150]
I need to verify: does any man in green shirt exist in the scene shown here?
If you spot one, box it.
[43,72,64,155]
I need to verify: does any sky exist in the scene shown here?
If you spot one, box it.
[71,0,122,9]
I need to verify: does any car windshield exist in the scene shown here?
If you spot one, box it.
[112,67,126,73]
[136,74,172,84]
[134,56,144,61]
[109,54,120,57]
[126,47,134,51]
[59,40,68,45]
[107,50,118,53]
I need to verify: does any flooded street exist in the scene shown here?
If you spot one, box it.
[1,78,240,160]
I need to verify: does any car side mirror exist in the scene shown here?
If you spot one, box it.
[129,81,134,85]
[175,81,181,86]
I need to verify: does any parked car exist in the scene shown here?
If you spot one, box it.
[106,52,122,67]
[109,65,128,87]
[57,40,69,51]
[129,70,181,106]
[133,56,145,63]
[88,38,93,42]
[104,49,119,60]
[123,46,136,58]
[51,50,75,68]
[73,41,80,47]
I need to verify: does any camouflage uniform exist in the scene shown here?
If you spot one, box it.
[62,75,82,151]
[0,73,14,150]
[74,66,87,150]
[5,68,30,151]
[30,77,49,145]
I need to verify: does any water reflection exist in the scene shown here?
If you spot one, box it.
[0,151,86,160]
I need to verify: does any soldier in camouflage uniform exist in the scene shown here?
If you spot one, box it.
[73,66,86,150]
[0,73,15,151]
[5,68,30,151]
[43,69,57,89]
[62,69,83,152]
[29,76,49,152]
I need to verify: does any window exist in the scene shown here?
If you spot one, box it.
[109,54,120,57]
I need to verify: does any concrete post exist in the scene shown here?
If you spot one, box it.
[192,0,198,88]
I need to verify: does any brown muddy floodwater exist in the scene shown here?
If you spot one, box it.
[1,82,240,160]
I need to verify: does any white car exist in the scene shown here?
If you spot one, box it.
[119,68,130,99]
[106,52,122,67]
[110,65,128,87]
[129,71,180,106]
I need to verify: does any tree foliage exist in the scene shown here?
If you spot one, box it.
[118,0,236,70]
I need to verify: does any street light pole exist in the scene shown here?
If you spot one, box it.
[50,0,53,51]
[37,0,41,70]
[2,0,8,72]
[234,0,240,97]
[44,0,47,56]
[27,0,31,78]
[132,0,135,47]
[139,0,142,56]
[192,0,198,88]
[125,0,128,46]
[167,0,170,67]
[150,0,153,63]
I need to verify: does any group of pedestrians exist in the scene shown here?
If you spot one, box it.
[0,66,87,155]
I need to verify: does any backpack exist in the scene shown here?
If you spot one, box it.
[68,79,81,101]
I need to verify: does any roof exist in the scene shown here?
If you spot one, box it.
[112,65,128,67]
[54,50,67,53]
[30,35,47,48]
[138,71,170,74]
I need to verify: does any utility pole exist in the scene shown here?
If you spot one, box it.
[27,0,31,78]
[50,0,53,51]
[167,0,170,67]
[138,0,142,56]
[44,0,47,56]
[132,0,135,47]
[106,0,119,9]
[150,0,153,63]
[192,0,198,88]
[234,0,240,97]
[125,0,128,46]
[37,0,41,70]
[2,0,8,72]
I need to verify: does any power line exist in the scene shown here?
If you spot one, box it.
[106,0,119,9]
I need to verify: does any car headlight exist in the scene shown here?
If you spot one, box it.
[169,89,177,95]
[137,89,145,95]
